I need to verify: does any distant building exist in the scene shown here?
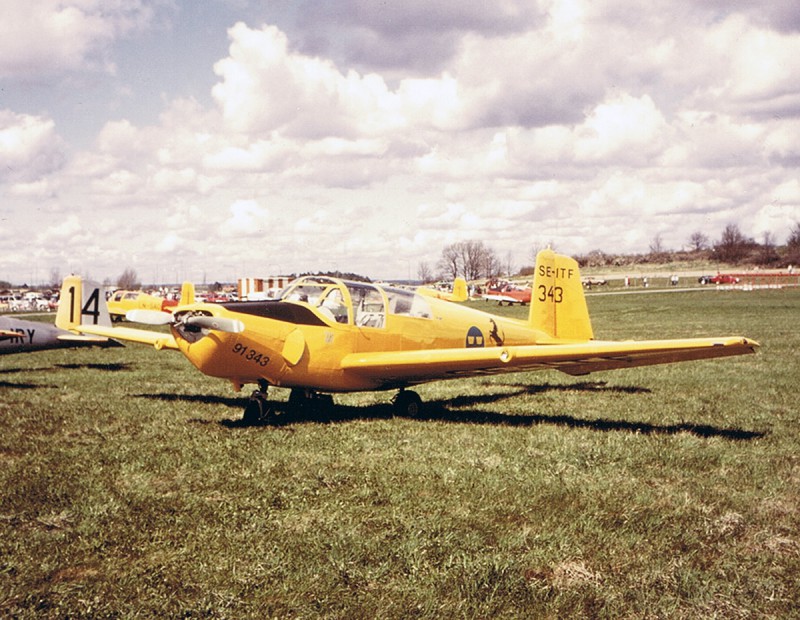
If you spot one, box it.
[238,276,294,301]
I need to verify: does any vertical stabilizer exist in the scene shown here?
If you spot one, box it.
[451,278,468,302]
[529,250,593,341]
[56,276,113,332]
[180,281,196,305]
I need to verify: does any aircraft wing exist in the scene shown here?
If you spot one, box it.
[72,324,179,350]
[341,337,758,386]
[2,326,110,342]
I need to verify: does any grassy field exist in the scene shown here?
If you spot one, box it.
[1,288,798,618]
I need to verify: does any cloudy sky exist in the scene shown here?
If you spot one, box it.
[2,0,799,284]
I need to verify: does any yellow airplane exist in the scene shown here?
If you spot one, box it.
[56,250,758,422]
[107,289,178,322]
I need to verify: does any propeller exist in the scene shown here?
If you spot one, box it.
[126,309,245,334]
[127,309,172,325]
[183,315,245,334]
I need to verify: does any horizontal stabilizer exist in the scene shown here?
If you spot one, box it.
[73,324,180,350]
[57,334,124,347]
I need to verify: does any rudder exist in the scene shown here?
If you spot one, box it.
[529,250,593,341]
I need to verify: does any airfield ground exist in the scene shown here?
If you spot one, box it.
[1,288,798,618]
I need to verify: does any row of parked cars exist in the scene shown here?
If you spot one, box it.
[0,292,58,312]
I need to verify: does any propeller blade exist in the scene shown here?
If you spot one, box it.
[184,316,245,333]
[127,309,174,325]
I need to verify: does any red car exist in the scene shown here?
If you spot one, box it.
[699,274,739,284]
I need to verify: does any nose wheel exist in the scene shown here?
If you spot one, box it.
[392,389,423,417]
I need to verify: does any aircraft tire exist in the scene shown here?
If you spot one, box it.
[393,390,423,418]
[243,390,269,424]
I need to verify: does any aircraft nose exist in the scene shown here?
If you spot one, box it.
[174,311,245,342]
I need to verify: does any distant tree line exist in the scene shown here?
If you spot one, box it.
[299,270,372,283]
[575,223,800,269]
[423,222,800,282]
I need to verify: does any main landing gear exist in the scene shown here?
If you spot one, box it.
[242,384,424,422]
[392,389,423,418]
[243,380,273,424]
[242,383,335,423]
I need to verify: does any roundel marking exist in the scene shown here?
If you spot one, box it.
[466,326,485,348]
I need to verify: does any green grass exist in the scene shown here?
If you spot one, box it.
[2,289,799,618]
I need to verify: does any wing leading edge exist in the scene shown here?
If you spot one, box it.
[341,337,759,386]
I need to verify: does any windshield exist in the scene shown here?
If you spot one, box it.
[280,277,347,323]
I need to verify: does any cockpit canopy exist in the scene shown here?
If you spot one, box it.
[280,276,431,327]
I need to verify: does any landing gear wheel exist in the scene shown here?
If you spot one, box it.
[393,390,423,418]
[243,383,272,424]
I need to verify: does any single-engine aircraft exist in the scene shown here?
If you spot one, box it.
[482,280,532,305]
[1,315,119,354]
[56,250,758,422]
[107,289,179,322]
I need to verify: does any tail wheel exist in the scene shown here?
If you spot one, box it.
[393,390,423,418]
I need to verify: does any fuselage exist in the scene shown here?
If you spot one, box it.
[0,316,93,354]
[170,276,552,392]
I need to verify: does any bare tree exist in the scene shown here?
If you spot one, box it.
[437,244,461,281]
[688,231,709,252]
[649,233,665,254]
[504,251,514,277]
[460,241,484,280]
[417,261,434,283]
[482,248,502,278]
[787,222,800,265]
[117,268,141,290]
[49,268,61,289]
[759,231,780,265]
[527,242,552,265]
[788,222,800,247]
[438,240,500,280]
[713,223,753,263]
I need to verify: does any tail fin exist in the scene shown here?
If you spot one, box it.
[529,250,593,341]
[179,281,195,305]
[56,276,113,332]
[451,277,468,302]
[417,277,469,303]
